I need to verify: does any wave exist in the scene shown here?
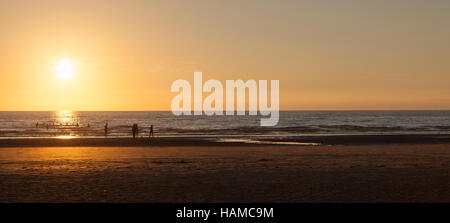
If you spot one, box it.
[1,111,450,138]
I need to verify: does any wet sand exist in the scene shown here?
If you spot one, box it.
[0,144,449,202]
[0,134,450,147]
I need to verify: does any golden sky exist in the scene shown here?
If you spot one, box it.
[1,0,449,111]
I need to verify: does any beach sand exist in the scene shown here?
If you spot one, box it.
[0,143,448,202]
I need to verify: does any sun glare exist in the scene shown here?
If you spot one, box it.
[54,59,75,81]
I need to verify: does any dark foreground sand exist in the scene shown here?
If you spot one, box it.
[0,144,448,202]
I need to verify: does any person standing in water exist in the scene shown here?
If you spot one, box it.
[104,122,108,137]
[132,124,138,139]
[149,125,154,138]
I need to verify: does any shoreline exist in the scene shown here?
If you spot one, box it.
[0,134,449,147]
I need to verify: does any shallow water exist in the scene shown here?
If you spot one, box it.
[0,110,449,138]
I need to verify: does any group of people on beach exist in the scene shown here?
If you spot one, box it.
[104,122,154,139]
[36,122,83,130]
[36,121,154,138]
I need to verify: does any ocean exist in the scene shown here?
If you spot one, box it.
[0,110,449,138]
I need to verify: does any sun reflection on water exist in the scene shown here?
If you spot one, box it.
[55,135,76,139]
[57,110,75,124]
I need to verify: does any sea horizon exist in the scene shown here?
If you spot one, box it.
[1,110,449,139]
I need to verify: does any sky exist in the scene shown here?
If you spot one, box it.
[0,0,449,111]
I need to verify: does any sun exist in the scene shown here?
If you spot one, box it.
[54,59,75,81]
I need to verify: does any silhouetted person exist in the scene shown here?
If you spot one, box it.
[104,122,108,137]
[149,125,154,138]
[87,123,90,128]
[36,122,39,128]
[46,123,49,130]
[132,124,138,139]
